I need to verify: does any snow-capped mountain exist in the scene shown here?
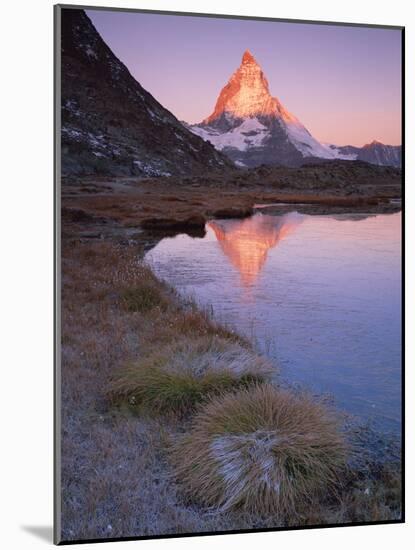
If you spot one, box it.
[189,51,400,168]
[60,9,232,177]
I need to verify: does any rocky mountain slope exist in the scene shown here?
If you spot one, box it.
[190,51,401,169]
[336,141,401,168]
[60,9,232,177]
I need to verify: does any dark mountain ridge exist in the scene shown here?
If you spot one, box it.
[60,9,233,177]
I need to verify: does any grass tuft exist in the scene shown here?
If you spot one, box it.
[171,383,347,517]
[108,336,272,416]
[121,283,168,312]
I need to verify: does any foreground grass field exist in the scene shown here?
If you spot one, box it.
[60,239,402,541]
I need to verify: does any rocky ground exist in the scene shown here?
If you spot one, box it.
[61,160,402,246]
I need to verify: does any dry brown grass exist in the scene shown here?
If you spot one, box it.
[60,239,401,541]
[108,336,272,415]
[121,283,169,312]
[60,240,268,541]
[61,168,401,240]
[295,461,402,526]
[171,384,347,518]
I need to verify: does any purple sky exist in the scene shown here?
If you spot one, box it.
[87,9,402,147]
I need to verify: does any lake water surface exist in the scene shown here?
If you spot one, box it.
[145,210,402,434]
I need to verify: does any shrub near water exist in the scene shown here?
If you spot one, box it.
[109,336,272,416]
[171,384,347,517]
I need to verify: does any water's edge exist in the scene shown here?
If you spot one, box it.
[145,209,402,441]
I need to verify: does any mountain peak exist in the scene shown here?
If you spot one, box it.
[364,140,384,148]
[191,50,401,169]
[242,49,257,64]
[203,49,289,124]
[191,49,360,167]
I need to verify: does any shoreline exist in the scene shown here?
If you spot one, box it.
[60,233,401,541]
[61,168,402,250]
[145,253,402,447]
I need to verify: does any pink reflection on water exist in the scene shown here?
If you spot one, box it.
[208,212,303,286]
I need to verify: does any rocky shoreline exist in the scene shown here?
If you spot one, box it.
[61,160,402,245]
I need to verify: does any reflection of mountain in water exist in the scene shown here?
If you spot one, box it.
[208,213,303,286]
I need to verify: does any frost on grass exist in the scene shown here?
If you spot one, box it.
[210,431,284,509]
[109,336,272,415]
[61,241,401,540]
[172,384,347,517]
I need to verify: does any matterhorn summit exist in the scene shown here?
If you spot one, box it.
[203,50,300,127]
[190,50,356,167]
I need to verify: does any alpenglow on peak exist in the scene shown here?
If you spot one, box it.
[202,49,292,123]
[241,49,257,64]
[190,50,356,167]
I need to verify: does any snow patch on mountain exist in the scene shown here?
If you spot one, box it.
[191,117,269,151]
[285,122,357,160]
